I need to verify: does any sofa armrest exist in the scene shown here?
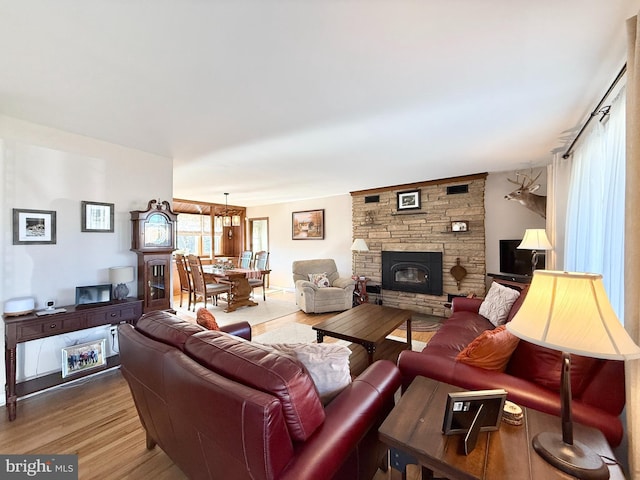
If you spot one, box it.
[295,279,318,290]
[279,360,401,480]
[219,321,251,340]
[332,277,356,289]
[451,296,483,314]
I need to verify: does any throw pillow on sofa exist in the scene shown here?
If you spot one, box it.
[456,325,520,372]
[308,272,331,287]
[196,308,220,330]
[479,281,520,327]
[265,342,352,403]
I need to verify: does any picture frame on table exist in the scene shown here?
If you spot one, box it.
[12,208,57,245]
[397,190,421,211]
[81,201,114,232]
[292,209,325,240]
[61,339,107,378]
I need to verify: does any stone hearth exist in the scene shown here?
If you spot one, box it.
[351,174,486,316]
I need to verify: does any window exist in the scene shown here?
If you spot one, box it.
[177,213,212,256]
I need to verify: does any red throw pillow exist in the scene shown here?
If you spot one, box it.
[456,325,520,372]
[196,308,220,331]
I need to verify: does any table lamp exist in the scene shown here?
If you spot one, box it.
[109,266,134,300]
[517,228,552,273]
[507,270,640,479]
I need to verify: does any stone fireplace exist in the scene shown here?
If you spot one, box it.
[350,173,486,316]
[381,251,443,295]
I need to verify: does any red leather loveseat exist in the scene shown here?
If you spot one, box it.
[397,280,626,446]
[119,311,401,480]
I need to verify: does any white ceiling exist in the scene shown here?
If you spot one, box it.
[1,1,638,206]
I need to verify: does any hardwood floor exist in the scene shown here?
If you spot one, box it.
[0,291,428,480]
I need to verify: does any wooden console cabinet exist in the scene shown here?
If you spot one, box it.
[4,298,143,421]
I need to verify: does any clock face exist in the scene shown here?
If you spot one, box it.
[144,214,172,247]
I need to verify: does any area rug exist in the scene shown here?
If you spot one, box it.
[253,323,427,352]
[175,297,300,327]
[397,313,445,332]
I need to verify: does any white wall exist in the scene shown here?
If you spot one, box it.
[0,115,172,397]
[246,194,353,290]
[485,170,547,273]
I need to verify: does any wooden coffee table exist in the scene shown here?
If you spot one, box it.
[312,303,412,376]
[379,376,625,480]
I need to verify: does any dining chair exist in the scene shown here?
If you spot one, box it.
[187,254,231,311]
[249,251,270,301]
[174,253,194,310]
[238,250,253,269]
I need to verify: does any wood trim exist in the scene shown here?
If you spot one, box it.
[349,172,488,196]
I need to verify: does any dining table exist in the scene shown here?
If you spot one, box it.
[202,266,271,312]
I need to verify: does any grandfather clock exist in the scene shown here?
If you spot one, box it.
[130,199,178,313]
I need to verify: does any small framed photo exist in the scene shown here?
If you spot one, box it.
[442,389,507,435]
[13,208,57,245]
[81,201,114,232]
[62,339,107,378]
[397,190,421,211]
[451,220,469,232]
[292,209,325,240]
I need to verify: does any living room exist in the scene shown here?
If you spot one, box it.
[2,2,640,479]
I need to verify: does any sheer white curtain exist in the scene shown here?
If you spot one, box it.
[564,88,626,318]
[546,153,572,270]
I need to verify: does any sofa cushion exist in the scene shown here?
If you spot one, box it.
[506,340,602,397]
[479,281,521,327]
[456,325,520,372]
[196,308,220,330]
[265,342,352,403]
[308,272,331,288]
[136,311,205,351]
[184,330,325,442]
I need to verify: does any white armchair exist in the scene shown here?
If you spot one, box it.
[292,259,355,313]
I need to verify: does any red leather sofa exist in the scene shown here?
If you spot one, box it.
[118,311,401,480]
[397,281,626,446]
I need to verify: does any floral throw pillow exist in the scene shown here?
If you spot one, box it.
[479,282,521,327]
[308,272,331,288]
[196,308,220,330]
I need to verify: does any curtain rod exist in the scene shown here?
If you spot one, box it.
[562,64,627,159]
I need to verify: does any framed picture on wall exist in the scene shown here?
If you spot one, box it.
[81,201,114,232]
[292,209,325,240]
[12,208,57,245]
[397,190,421,211]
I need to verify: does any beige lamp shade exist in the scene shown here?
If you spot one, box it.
[350,239,369,252]
[517,229,552,251]
[507,270,640,360]
[109,266,134,285]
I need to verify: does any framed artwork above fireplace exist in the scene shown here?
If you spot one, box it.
[397,190,421,211]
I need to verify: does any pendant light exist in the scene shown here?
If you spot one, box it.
[223,193,231,227]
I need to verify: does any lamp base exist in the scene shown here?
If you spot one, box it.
[113,283,129,301]
[533,432,609,480]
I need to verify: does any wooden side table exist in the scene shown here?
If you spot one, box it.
[379,377,625,480]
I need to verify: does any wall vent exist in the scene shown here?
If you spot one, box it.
[364,195,380,203]
[447,185,469,195]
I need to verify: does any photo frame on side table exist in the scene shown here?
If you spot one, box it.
[81,201,114,232]
[397,190,421,211]
[442,389,507,435]
[292,209,325,240]
[61,339,107,378]
[12,208,57,245]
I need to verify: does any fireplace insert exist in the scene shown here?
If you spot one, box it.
[382,251,443,295]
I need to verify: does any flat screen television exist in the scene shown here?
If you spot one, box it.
[499,239,545,276]
[75,284,112,307]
